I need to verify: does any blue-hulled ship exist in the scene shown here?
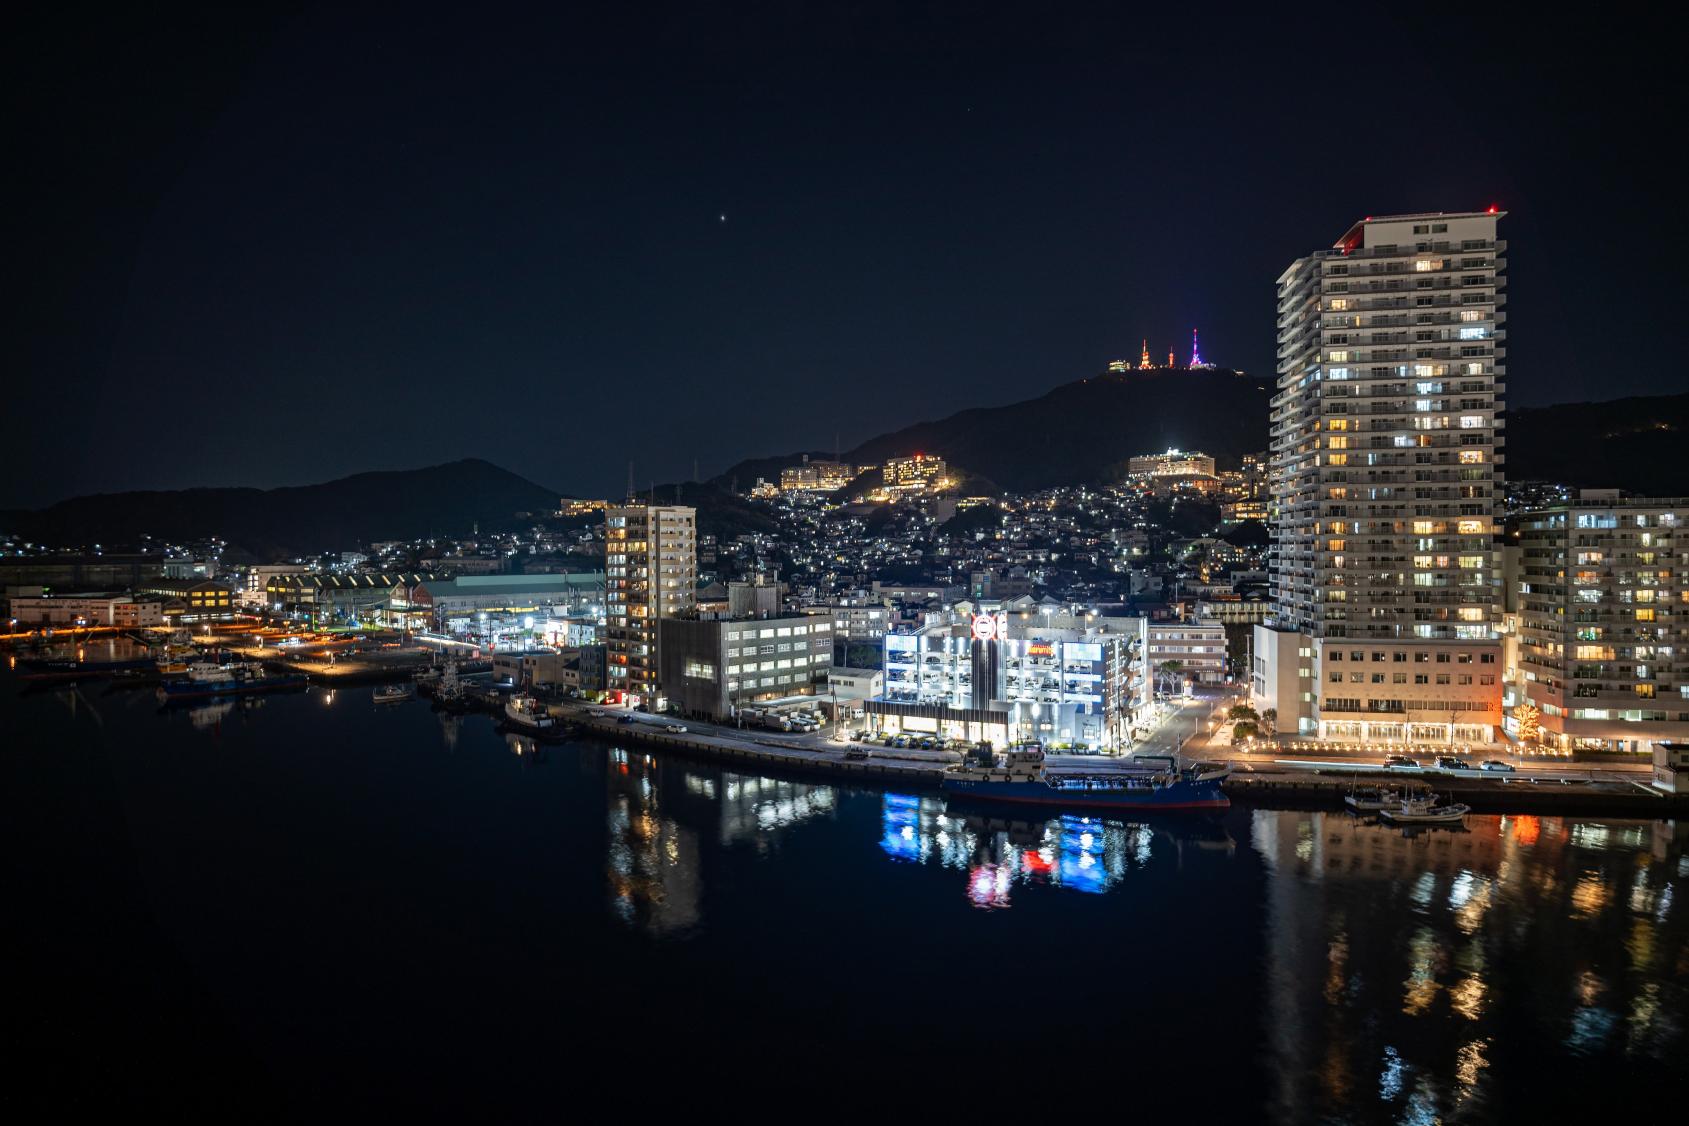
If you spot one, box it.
[941,746,1230,811]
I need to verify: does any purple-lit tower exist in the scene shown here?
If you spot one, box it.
[1188,328,1204,369]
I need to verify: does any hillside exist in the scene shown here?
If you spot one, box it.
[3,459,563,558]
[716,368,1273,494]
[1507,392,1689,494]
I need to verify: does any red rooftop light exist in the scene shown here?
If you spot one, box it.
[1487,205,1499,213]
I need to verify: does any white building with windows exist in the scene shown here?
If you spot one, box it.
[1147,621,1228,685]
[1256,210,1506,743]
[1513,493,1689,753]
[658,613,833,720]
[866,613,1149,751]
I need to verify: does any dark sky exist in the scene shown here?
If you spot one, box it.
[9,4,1686,507]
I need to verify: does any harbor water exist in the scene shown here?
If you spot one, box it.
[5,672,1686,1120]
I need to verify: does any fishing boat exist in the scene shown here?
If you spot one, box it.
[1380,796,1470,825]
[941,745,1229,811]
[373,682,415,704]
[503,693,557,733]
[157,661,306,702]
[1345,783,1433,812]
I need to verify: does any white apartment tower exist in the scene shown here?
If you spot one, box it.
[1254,211,1507,744]
[606,504,697,702]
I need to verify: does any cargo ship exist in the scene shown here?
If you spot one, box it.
[157,662,306,702]
[941,746,1230,811]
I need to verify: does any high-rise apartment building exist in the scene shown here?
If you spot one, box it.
[605,504,697,702]
[1513,492,1689,753]
[1255,211,1507,743]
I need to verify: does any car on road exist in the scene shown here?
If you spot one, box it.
[588,710,606,718]
[1478,759,1516,773]
[843,748,870,761]
[1435,756,1472,771]
[617,715,637,725]
[1383,755,1422,770]
[664,724,687,733]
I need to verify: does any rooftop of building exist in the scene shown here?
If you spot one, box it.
[417,572,604,594]
[268,572,433,590]
[1333,208,1506,247]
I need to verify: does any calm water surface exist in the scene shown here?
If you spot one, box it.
[4,667,1686,1120]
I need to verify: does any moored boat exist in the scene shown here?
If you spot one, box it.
[157,661,306,702]
[503,693,556,732]
[941,745,1230,811]
[1380,797,1470,825]
[373,682,415,704]
[1345,784,1433,812]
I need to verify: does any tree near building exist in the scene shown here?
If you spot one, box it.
[1515,701,1541,744]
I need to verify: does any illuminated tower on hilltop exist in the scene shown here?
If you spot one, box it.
[1189,328,1204,368]
[1138,339,1152,370]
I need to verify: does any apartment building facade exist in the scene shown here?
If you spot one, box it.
[1256,211,1507,742]
[606,504,697,703]
[1514,493,1689,753]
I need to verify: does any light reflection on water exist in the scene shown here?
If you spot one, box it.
[1254,808,1687,1121]
[13,673,1685,1122]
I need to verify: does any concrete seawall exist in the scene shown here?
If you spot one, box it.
[557,708,1689,817]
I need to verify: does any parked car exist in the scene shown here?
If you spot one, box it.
[1383,755,1421,770]
[664,724,687,734]
[1478,759,1516,773]
[1435,756,1472,771]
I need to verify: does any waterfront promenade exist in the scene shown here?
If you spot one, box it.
[546,700,1685,817]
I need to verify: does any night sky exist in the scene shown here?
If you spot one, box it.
[10,5,1686,508]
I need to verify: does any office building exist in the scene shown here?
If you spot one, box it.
[1256,210,1507,743]
[1514,492,1689,753]
[657,613,832,720]
[867,612,1148,750]
[4,592,163,627]
[606,504,697,703]
[134,578,236,623]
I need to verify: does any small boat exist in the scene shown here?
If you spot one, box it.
[1345,784,1431,812]
[157,661,306,702]
[373,682,415,704]
[1381,797,1470,825]
[504,693,556,732]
